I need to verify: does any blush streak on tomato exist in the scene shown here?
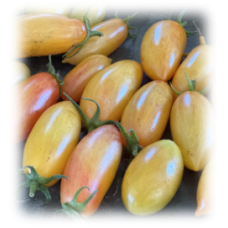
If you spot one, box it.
[61,125,122,216]
[16,72,59,142]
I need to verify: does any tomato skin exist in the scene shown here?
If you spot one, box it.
[60,125,122,216]
[23,101,81,187]
[171,45,214,99]
[170,92,214,171]
[12,2,30,11]
[79,60,143,121]
[17,14,87,58]
[69,5,106,27]
[16,72,59,142]
[195,159,214,216]
[61,54,112,102]
[140,20,187,81]
[26,1,70,16]
[121,80,173,147]
[211,75,218,115]
[14,61,31,84]
[62,18,128,65]
[122,140,184,216]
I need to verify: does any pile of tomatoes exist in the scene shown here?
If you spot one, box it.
[15,6,214,219]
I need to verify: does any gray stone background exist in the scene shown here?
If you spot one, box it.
[9,1,218,225]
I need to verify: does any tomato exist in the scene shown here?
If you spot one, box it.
[171,44,214,99]
[12,2,30,11]
[23,6,71,16]
[79,60,143,121]
[23,101,81,187]
[14,61,31,84]
[140,20,187,81]
[16,72,59,142]
[17,13,87,58]
[69,5,106,27]
[62,18,130,65]
[60,125,122,216]
[195,158,214,216]
[212,75,218,115]
[121,80,173,147]
[61,54,112,102]
[122,140,184,215]
[170,91,214,171]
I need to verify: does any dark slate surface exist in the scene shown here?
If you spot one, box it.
[16,7,211,220]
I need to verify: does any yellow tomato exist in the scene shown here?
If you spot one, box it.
[140,20,187,81]
[17,13,86,58]
[61,54,112,103]
[212,75,218,115]
[170,92,214,171]
[195,158,214,216]
[69,5,106,27]
[121,80,173,147]
[14,61,31,84]
[23,101,81,187]
[171,45,214,99]
[12,2,30,11]
[122,140,184,215]
[79,60,143,121]
[26,1,70,16]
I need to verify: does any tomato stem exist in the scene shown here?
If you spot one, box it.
[63,93,116,133]
[193,21,206,45]
[115,121,143,158]
[57,186,98,219]
[115,11,138,38]
[46,55,64,99]
[170,73,212,96]
[171,9,197,37]
[62,12,103,59]
[20,166,68,204]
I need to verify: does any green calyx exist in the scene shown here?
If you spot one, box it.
[46,54,64,99]
[56,186,98,220]
[115,121,143,159]
[19,166,68,204]
[62,11,103,59]
[169,9,197,37]
[170,73,213,96]
[63,92,116,133]
[9,6,27,18]
[115,11,137,38]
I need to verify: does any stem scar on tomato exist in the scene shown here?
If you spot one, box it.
[168,9,197,37]
[62,10,103,59]
[170,73,213,96]
[19,166,68,205]
[55,186,98,220]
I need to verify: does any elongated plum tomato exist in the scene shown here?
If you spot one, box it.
[69,4,106,27]
[26,1,70,16]
[140,20,187,81]
[16,72,59,143]
[12,2,30,11]
[60,125,122,216]
[61,54,112,102]
[79,60,143,121]
[62,18,129,65]
[171,45,214,99]
[170,92,214,171]
[195,158,214,216]
[9,60,31,91]
[212,75,218,115]
[122,140,184,216]
[16,13,87,58]
[23,101,81,187]
[121,80,173,147]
